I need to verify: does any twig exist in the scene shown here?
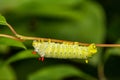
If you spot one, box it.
[16,34,120,47]
[0,34,22,41]
[6,23,18,35]
[98,63,107,80]
[2,23,120,47]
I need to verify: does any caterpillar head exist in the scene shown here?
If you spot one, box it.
[32,40,40,52]
[88,43,97,54]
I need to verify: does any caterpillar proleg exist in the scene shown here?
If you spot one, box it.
[32,40,97,63]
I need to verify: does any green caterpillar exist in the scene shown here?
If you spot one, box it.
[32,40,97,63]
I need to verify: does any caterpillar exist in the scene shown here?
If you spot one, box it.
[32,40,97,63]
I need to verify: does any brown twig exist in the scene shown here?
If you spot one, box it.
[2,23,120,47]
[6,23,18,35]
[98,63,107,80]
[16,34,120,47]
[0,34,22,41]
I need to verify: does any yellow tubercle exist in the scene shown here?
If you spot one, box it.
[48,39,51,43]
[74,42,79,45]
[41,39,44,43]
[85,59,88,63]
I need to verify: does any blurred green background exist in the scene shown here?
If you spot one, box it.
[0,0,120,80]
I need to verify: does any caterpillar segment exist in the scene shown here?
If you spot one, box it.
[32,40,97,63]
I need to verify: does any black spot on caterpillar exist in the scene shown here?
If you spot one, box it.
[32,40,97,63]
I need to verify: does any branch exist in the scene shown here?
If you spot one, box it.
[6,23,18,35]
[98,63,107,80]
[2,22,120,47]
[0,34,22,41]
[16,34,120,47]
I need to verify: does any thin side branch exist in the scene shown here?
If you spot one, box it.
[6,23,18,35]
[98,63,107,80]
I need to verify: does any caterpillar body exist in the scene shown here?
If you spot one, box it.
[32,40,97,63]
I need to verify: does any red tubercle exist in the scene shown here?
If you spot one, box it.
[32,51,37,54]
[38,57,44,61]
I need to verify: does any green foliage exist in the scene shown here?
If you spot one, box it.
[0,14,7,25]
[0,45,10,54]
[28,65,97,80]
[5,50,38,65]
[0,37,26,49]
[104,47,120,62]
[0,61,16,80]
[104,40,120,62]
[0,0,120,80]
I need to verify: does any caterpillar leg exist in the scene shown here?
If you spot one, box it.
[38,57,44,61]
[32,51,37,54]
[32,51,45,61]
